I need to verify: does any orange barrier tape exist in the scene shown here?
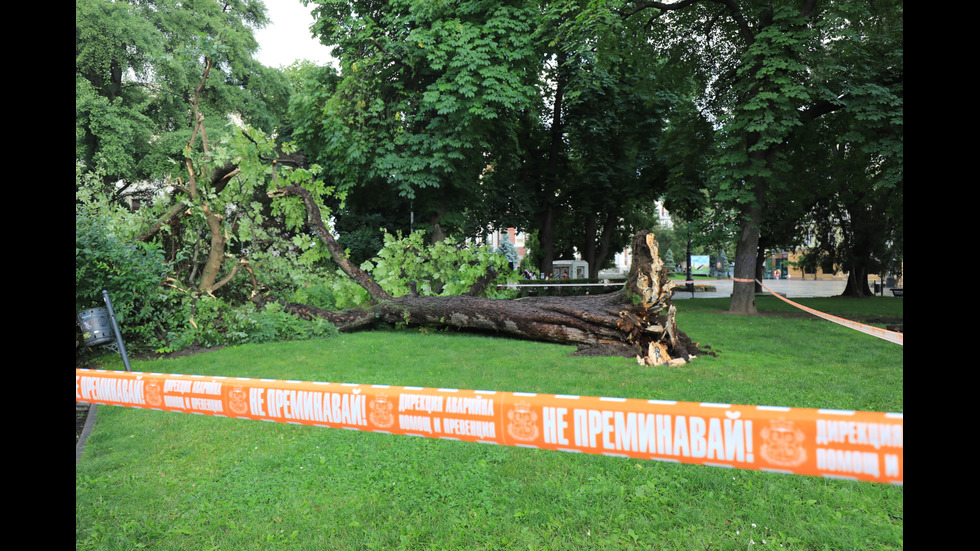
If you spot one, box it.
[76,369,903,484]
[753,279,904,346]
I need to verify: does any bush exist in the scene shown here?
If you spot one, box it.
[75,213,172,352]
[290,280,337,311]
[77,213,341,355]
[364,230,520,300]
[157,298,339,352]
[233,302,339,345]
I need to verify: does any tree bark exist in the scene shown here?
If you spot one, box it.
[730,182,765,315]
[841,269,872,298]
[581,211,616,279]
[593,212,617,279]
[536,205,556,277]
[536,49,568,279]
[274,185,709,365]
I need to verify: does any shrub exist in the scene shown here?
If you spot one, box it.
[158,298,339,352]
[75,213,172,352]
[290,280,337,311]
[231,301,339,345]
[363,230,520,300]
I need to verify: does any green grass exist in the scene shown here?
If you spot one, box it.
[76,296,902,550]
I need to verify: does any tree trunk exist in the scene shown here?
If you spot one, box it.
[537,205,556,277]
[582,212,616,279]
[730,152,768,314]
[754,243,767,294]
[594,212,616,279]
[583,213,597,276]
[841,267,872,297]
[275,185,708,366]
[730,197,763,315]
[197,204,226,292]
[536,49,567,279]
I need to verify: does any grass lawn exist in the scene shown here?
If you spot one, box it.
[76,296,903,550]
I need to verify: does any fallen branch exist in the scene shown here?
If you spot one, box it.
[272,184,709,364]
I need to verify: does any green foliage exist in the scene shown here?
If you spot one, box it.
[367,230,520,299]
[306,0,539,198]
[326,278,374,312]
[712,6,815,200]
[556,21,672,267]
[75,213,171,349]
[218,127,342,271]
[230,302,340,346]
[312,230,522,310]
[297,0,545,247]
[76,0,289,187]
[77,125,346,354]
[157,297,339,353]
[289,280,338,311]
[623,0,902,307]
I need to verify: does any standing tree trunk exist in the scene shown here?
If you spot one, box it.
[536,49,568,279]
[274,185,709,366]
[841,268,872,297]
[581,212,617,279]
[730,178,766,315]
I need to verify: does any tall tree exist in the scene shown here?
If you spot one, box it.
[620,0,903,313]
[303,0,540,245]
[77,0,329,303]
[76,0,290,196]
[806,5,903,296]
[796,111,903,297]
[559,16,670,277]
[301,0,680,277]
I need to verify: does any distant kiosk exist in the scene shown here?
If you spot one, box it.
[552,260,589,279]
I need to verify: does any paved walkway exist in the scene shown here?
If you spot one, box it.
[515,278,899,299]
[671,278,857,299]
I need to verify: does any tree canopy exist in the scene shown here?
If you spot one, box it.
[297,0,693,277]
[300,0,540,242]
[76,0,902,358]
[76,0,290,194]
[617,0,903,307]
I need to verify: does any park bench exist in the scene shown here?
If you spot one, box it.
[891,288,903,297]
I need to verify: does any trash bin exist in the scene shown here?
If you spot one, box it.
[78,307,115,347]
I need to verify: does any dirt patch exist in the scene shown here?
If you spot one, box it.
[571,333,717,360]
[76,404,90,444]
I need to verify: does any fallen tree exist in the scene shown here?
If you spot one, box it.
[103,60,695,364]
[271,184,710,366]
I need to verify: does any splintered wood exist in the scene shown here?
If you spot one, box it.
[625,233,689,367]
